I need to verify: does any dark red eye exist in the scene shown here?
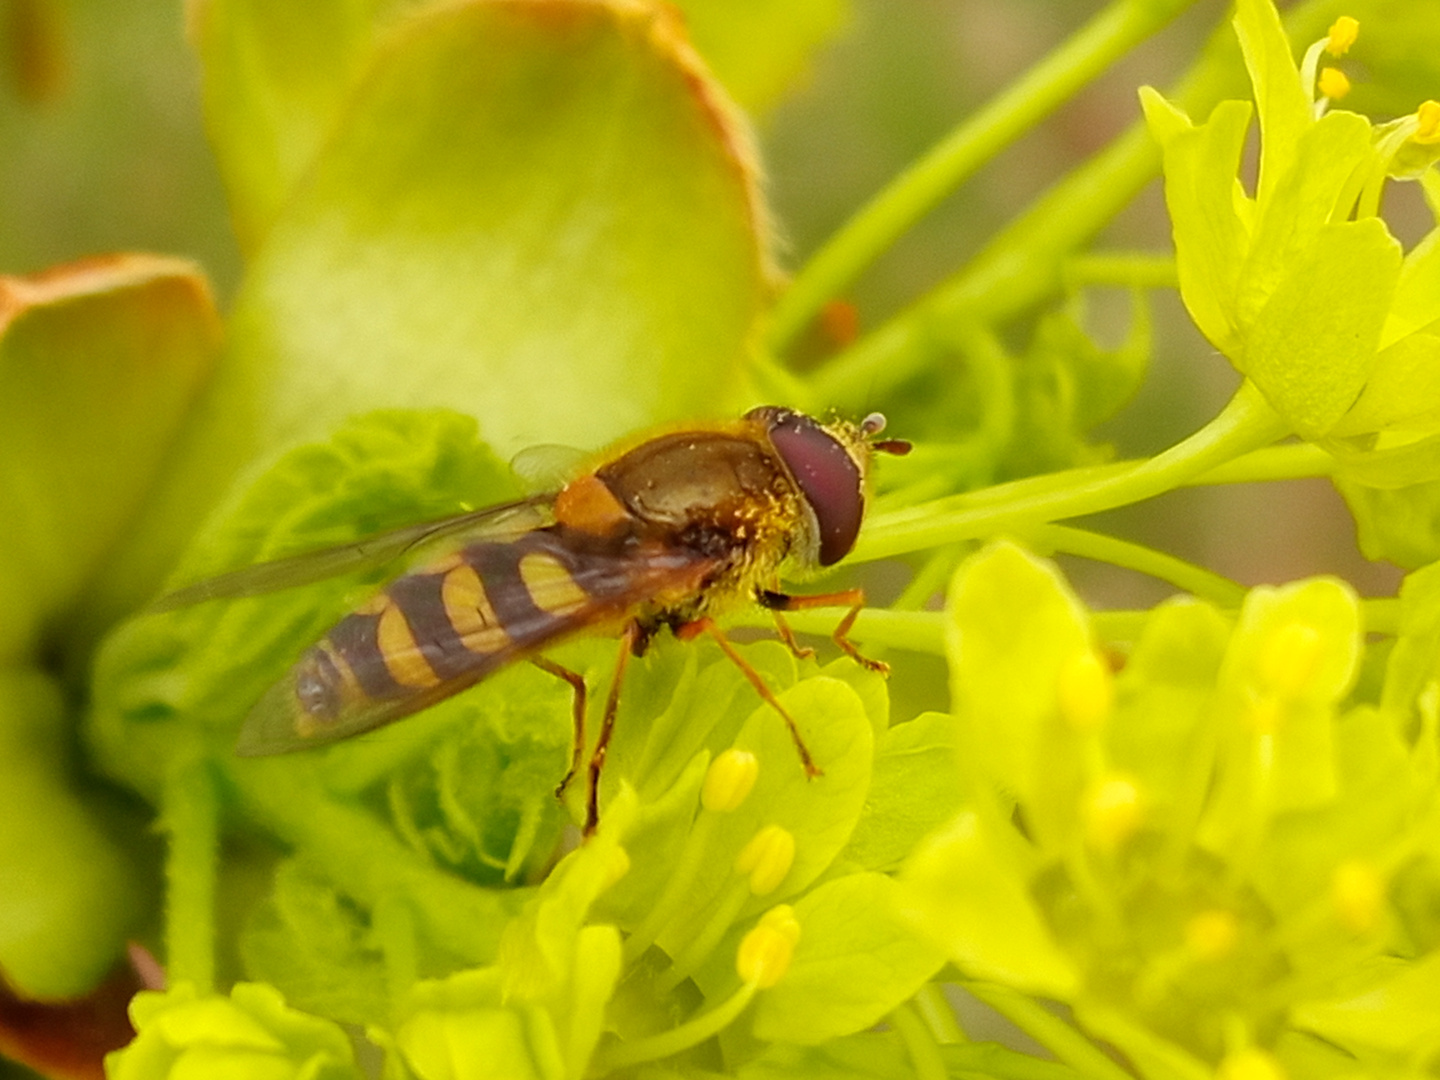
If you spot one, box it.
[749,407,863,566]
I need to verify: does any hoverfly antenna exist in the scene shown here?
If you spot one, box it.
[860,412,911,456]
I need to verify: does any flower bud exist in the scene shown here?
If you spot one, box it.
[1256,620,1322,699]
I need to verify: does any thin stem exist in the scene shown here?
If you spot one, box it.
[1185,441,1335,485]
[890,1002,949,1080]
[767,0,1198,352]
[807,0,1343,412]
[594,981,759,1072]
[1029,523,1247,607]
[1064,251,1178,289]
[163,755,219,993]
[855,382,1290,562]
[964,982,1134,1080]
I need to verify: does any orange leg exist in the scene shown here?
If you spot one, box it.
[677,616,822,779]
[532,657,588,799]
[757,587,889,675]
[581,622,640,836]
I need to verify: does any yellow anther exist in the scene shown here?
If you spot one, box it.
[1184,909,1239,960]
[1415,100,1440,145]
[702,750,759,813]
[1057,648,1114,732]
[734,825,796,896]
[1256,620,1323,699]
[1082,774,1143,852]
[1332,859,1385,934]
[1317,67,1351,101]
[1217,1047,1286,1080]
[1325,16,1359,56]
[736,905,800,988]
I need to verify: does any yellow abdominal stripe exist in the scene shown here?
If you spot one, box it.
[376,602,442,688]
[518,552,589,614]
[441,562,511,653]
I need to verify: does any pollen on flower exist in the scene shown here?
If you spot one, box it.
[1415,100,1440,145]
[1184,909,1239,960]
[1332,859,1386,933]
[1256,620,1323,699]
[1081,774,1143,852]
[1325,16,1359,56]
[702,749,760,813]
[736,905,801,988]
[1317,67,1351,101]
[1218,1047,1286,1080]
[1056,647,1114,732]
[735,824,796,895]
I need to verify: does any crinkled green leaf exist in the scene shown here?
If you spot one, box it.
[0,256,218,659]
[837,711,963,873]
[897,810,1078,999]
[88,408,518,798]
[946,541,1091,850]
[187,0,768,487]
[674,0,846,111]
[750,872,943,1044]
[1139,90,1252,356]
[0,668,150,999]
[239,859,391,1028]
[109,981,362,1080]
[1243,219,1401,439]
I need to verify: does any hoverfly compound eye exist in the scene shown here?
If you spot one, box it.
[761,409,864,567]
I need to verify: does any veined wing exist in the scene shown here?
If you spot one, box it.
[236,529,721,755]
[150,495,555,612]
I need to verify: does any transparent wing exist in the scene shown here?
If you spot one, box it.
[150,495,555,612]
[510,443,589,494]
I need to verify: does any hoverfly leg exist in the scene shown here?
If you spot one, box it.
[757,587,889,676]
[765,582,817,663]
[531,657,588,799]
[583,622,640,836]
[677,616,822,779]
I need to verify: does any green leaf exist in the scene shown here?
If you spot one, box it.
[239,859,391,1028]
[193,0,387,253]
[0,256,218,659]
[0,668,150,999]
[391,969,559,1080]
[187,0,769,489]
[109,981,363,1080]
[1334,328,1440,437]
[1242,219,1402,439]
[837,711,964,873]
[750,872,944,1044]
[673,0,846,111]
[897,810,1079,999]
[1382,225,1440,347]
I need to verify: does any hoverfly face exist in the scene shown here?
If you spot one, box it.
[745,406,870,567]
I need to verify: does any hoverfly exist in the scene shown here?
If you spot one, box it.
[156,406,910,831]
